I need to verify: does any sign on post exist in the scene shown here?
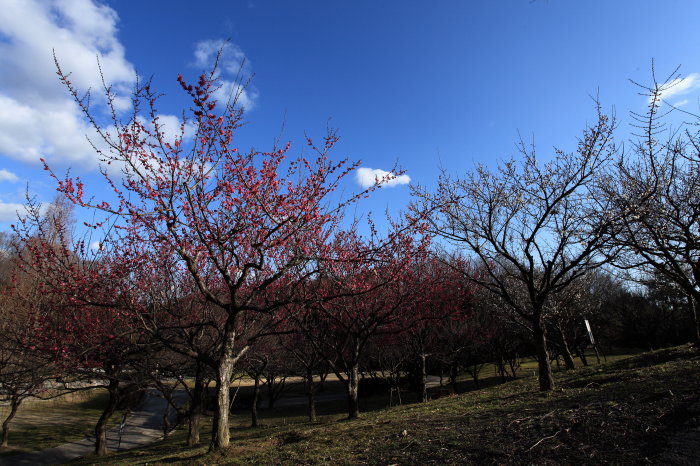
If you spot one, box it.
[584,319,603,364]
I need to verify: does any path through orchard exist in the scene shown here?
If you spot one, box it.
[1,376,445,464]
[0,389,187,465]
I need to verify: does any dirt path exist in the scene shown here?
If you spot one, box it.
[0,389,187,465]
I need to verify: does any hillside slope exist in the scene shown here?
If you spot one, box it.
[79,344,700,465]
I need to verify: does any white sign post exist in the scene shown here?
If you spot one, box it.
[584,319,603,364]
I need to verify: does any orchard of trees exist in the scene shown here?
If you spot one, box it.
[0,58,698,456]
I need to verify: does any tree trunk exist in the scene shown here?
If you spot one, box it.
[187,362,205,446]
[346,363,360,419]
[419,353,428,403]
[561,349,575,370]
[265,375,285,409]
[210,323,237,451]
[557,326,576,370]
[251,377,260,427]
[497,359,507,382]
[507,357,519,379]
[470,366,481,389]
[449,362,459,393]
[318,371,328,392]
[690,293,700,344]
[95,378,120,456]
[266,377,274,409]
[576,347,589,366]
[162,401,171,438]
[533,320,554,391]
[1,396,22,448]
[306,368,316,423]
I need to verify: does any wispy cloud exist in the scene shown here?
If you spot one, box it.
[672,98,689,108]
[653,73,700,104]
[0,202,29,222]
[0,169,18,182]
[0,200,51,223]
[356,167,411,189]
[192,39,258,110]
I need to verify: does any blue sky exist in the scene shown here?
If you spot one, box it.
[2,0,700,241]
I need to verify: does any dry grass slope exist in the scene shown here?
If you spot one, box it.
[74,344,700,465]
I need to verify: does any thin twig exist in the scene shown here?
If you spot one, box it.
[527,430,562,451]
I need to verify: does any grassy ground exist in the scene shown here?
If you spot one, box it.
[65,344,699,465]
[0,389,124,457]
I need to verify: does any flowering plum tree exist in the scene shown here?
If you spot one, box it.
[399,255,475,402]
[297,223,429,418]
[45,53,381,449]
[12,198,148,456]
[280,309,331,422]
[0,235,51,448]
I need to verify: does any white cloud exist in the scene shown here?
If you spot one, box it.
[212,80,259,112]
[653,73,700,104]
[0,169,18,182]
[192,39,258,111]
[672,98,689,108]
[90,240,103,251]
[151,114,197,143]
[0,94,106,168]
[0,200,52,223]
[0,202,35,222]
[0,0,136,168]
[356,167,411,189]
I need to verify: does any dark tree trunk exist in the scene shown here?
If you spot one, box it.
[576,347,589,366]
[557,326,576,370]
[533,319,554,391]
[470,366,481,389]
[561,349,575,370]
[95,378,120,456]
[690,293,700,344]
[306,368,316,422]
[497,359,507,383]
[419,353,428,403]
[506,358,519,379]
[346,363,360,419]
[251,377,260,427]
[265,375,286,409]
[1,396,22,448]
[318,371,328,392]
[162,401,171,439]
[449,362,459,393]
[266,377,274,409]
[187,362,205,446]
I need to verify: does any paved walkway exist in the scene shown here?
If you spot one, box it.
[1,390,187,465]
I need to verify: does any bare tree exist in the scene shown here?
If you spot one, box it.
[413,106,617,391]
[603,67,700,343]
[543,270,611,369]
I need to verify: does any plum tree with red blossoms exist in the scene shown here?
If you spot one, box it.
[296,222,430,419]
[12,199,149,456]
[43,54,396,450]
[398,255,477,402]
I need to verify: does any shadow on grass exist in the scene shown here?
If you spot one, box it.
[68,344,700,465]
